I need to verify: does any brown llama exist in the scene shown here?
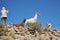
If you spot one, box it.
[14,19,26,27]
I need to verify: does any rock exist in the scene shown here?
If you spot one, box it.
[0,39,2,40]
[25,34,32,40]
[14,39,20,40]
[14,34,25,40]
[1,36,14,40]
[39,32,50,40]
[14,34,21,39]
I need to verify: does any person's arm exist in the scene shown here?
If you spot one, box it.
[1,10,2,13]
[0,10,2,18]
[7,10,8,13]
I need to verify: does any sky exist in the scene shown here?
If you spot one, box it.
[0,0,60,29]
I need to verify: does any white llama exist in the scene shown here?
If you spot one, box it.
[25,12,40,25]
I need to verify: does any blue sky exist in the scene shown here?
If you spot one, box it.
[0,0,60,29]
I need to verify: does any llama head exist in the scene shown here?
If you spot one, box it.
[47,22,52,28]
[36,12,40,16]
[23,19,26,23]
[47,22,51,26]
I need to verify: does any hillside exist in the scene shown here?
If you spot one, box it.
[0,23,60,40]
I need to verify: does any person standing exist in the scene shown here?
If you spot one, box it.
[1,7,8,26]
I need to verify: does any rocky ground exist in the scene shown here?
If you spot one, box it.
[0,23,60,40]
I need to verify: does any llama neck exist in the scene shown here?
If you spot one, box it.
[19,22,24,27]
[34,14,38,20]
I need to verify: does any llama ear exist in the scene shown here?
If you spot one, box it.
[24,19,26,22]
[24,19,26,20]
[37,13,40,16]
